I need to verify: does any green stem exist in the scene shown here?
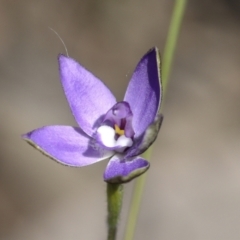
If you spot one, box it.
[107,183,123,240]
[123,1,188,240]
[162,0,188,90]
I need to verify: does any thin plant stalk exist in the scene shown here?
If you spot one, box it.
[162,0,188,90]
[123,1,188,240]
[107,183,123,240]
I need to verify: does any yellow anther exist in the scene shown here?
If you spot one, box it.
[114,124,125,136]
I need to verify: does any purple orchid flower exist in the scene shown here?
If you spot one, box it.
[22,47,163,184]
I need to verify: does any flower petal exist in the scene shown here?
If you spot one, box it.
[124,47,162,137]
[125,114,164,158]
[58,55,117,137]
[104,154,150,183]
[22,126,114,167]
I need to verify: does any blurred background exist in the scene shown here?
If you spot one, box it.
[0,0,240,239]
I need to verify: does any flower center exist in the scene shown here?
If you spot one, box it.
[114,124,124,136]
[95,101,135,152]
